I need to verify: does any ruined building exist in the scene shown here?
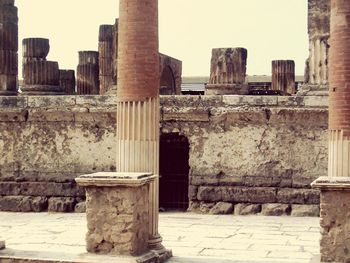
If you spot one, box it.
[0,0,331,217]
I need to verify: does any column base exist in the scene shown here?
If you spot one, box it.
[148,235,172,262]
[311,176,350,263]
[0,240,5,250]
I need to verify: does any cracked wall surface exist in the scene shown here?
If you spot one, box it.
[0,95,328,214]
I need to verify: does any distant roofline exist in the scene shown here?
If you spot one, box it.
[182,75,304,84]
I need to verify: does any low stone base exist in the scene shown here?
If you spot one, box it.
[205,84,249,95]
[0,247,169,263]
[21,85,65,95]
[297,84,329,96]
[0,240,5,250]
[312,176,350,263]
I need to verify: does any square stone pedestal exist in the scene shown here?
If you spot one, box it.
[76,172,168,263]
[311,177,350,263]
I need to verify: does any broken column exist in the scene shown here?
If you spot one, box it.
[59,70,75,95]
[205,48,249,95]
[0,240,4,250]
[21,38,63,95]
[312,1,350,262]
[99,25,114,95]
[77,51,99,95]
[0,0,18,95]
[271,60,295,95]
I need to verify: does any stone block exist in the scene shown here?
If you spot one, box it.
[209,202,233,215]
[277,188,320,204]
[76,95,117,107]
[261,204,291,216]
[162,107,210,122]
[187,201,200,212]
[48,197,76,212]
[27,96,76,108]
[0,97,27,108]
[188,185,198,201]
[0,196,47,212]
[234,203,261,215]
[222,95,278,106]
[199,202,215,213]
[197,186,278,204]
[291,204,319,217]
[74,201,86,213]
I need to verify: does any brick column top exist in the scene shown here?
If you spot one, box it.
[329,0,350,135]
[117,0,159,102]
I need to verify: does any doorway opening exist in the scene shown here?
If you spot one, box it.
[159,133,190,211]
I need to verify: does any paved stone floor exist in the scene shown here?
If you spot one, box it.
[0,212,320,262]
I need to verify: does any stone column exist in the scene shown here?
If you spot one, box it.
[0,0,18,95]
[99,25,114,95]
[305,0,330,86]
[205,48,249,95]
[117,0,170,258]
[59,70,75,95]
[328,0,350,177]
[106,19,119,95]
[21,38,63,95]
[312,1,350,262]
[77,51,99,95]
[271,60,295,95]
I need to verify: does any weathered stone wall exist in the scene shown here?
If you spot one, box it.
[0,95,328,214]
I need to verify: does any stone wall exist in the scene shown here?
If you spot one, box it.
[0,95,328,214]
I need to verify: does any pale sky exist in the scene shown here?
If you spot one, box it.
[16,0,308,78]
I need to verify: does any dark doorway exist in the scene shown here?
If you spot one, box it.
[159,133,190,211]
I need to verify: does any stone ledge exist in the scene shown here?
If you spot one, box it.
[0,248,167,263]
[311,176,350,190]
[76,172,156,187]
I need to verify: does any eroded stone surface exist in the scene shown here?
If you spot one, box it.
[291,204,319,217]
[48,197,75,213]
[209,202,233,215]
[319,190,350,262]
[234,204,261,215]
[85,185,149,256]
[261,204,290,216]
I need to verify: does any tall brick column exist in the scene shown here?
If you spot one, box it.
[117,0,170,259]
[328,0,350,177]
[312,1,350,262]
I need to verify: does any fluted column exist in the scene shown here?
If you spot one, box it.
[0,0,18,95]
[76,51,99,95]
[99,25,114,95]
[328,0,350,177]
[59,70,75,95]
[271,60,295,95]
[117,0,169,256]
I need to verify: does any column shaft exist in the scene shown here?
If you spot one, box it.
[328,0,350,177]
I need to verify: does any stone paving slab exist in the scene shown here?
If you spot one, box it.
[0,212,321,263]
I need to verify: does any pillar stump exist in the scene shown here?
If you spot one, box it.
[0,240,4,250]
[76,172,166,262]
[0,0,18,96]
[59,69,75,95]
[99,25,115,95]
[271,60,295,95]
[205,47,249,95]
[312,177,350,263]
[77,51,99,95]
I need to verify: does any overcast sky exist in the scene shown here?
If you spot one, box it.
[16,0,308,77]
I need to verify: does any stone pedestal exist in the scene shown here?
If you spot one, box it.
[76,172,169,262]
[311,177,350,263]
